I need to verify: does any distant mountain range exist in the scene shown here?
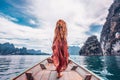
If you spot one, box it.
[0,42,81,55]
[0,42,49,55]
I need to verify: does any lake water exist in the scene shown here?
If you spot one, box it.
[0,55,120,80]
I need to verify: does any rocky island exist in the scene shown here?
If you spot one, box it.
[79,35,102,55]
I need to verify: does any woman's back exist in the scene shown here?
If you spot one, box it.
[52,19,69,78]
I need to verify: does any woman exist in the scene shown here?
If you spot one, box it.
[52,19,69,78]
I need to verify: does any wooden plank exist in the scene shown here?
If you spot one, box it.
[49,71,57,80]
[73,71,83,80]
[58,72,64,80]
[69,71,79,80]
[65,65,72,71]
[40,70,51,80]
[13,73,27,80]
[68,71,75,80]
[75,67,88,78]
[27,65,41,76]
[69,71,83,80]
[46,63,56,71]
[62,72,69,80]
[34,70,45,80]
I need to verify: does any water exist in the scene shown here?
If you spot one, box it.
[0,55,120,80]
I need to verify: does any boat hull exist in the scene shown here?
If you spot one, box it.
[12,57,102,80]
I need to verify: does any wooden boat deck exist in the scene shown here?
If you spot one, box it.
[33,63,83,80]
[12,58,101,80]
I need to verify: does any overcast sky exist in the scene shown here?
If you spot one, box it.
[0,0,113,53]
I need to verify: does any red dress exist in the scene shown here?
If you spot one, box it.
[52,39,69,73]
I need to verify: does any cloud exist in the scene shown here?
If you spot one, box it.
[29,19,36,25]
[0,13,18,22]
[0,0,113,53]
[26,0,113,25]
[0,16,53,52]
[26,0,113,46]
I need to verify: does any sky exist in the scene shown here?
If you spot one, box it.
[0,0,113,53]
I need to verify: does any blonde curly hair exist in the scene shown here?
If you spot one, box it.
[53,19,67,43]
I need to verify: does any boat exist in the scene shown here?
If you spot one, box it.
[12,57,102,80]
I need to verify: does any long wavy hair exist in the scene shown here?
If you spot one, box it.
[53,19,67,43]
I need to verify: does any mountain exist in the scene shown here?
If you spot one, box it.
[100,0,120,55]
[0,42,15,55]
[79,35,103,55]
[27,49,41,55]
[68,46,80,55]
[0,42,48,55]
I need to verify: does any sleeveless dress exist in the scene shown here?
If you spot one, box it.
[52,39,69,73]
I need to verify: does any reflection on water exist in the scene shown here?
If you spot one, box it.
[0,55,120,80]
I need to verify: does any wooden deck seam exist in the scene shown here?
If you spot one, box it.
[49,71,57,80]
[48,71,52,79]
[40,70,45,80]
[48,71,52,80]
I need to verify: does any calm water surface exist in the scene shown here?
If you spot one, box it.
[0,55,120,80]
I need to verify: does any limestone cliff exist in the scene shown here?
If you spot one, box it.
[100,0,120,55]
